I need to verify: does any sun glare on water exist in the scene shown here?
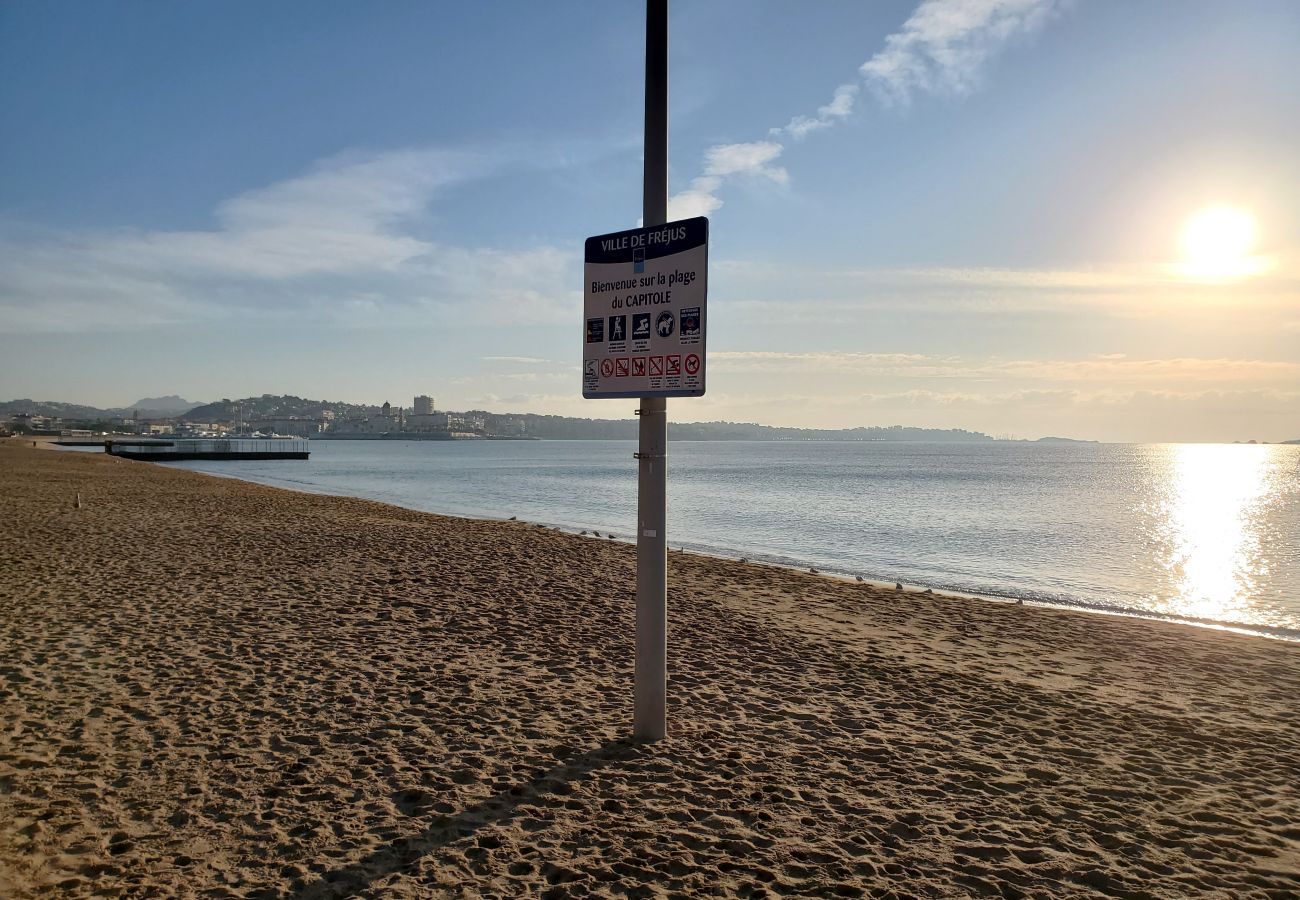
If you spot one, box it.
[1178,206,1266,280]
[1158,444,1273,623]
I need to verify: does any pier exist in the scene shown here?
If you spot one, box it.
[104,438,309,461]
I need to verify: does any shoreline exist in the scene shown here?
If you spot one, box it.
[4,440,1298,897]
[121,446,1300,644]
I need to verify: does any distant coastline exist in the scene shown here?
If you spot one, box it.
[9,394,1293,444]
[4,394,1095,443]
[312,432,539,442]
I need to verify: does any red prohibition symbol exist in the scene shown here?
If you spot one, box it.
[600,358,615,377]
[684,353,701,375]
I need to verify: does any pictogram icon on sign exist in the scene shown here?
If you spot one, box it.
[666,354,681,375]
[680,307,700,337]
[648,356,664,376]
[632,313,651,340]
[656,311,675,338]
[632,357,647,377]
[615,357,630,377]
[585,360,597,377]
[600,358,615,377]
[684,353,701,375]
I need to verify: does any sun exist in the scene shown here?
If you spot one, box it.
[1179,206,1264,279]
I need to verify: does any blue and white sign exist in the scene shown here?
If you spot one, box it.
[583,217,708,399]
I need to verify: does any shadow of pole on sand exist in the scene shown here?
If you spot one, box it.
[286,736,643,898]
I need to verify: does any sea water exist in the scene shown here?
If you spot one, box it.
[164,440,1300,638]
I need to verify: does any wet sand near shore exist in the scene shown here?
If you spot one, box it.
[1,441,1298,898]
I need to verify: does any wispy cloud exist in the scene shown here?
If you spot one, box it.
[860,0,1064,103]
[708,260,1300,326]
[773,83,860,140]
[703,142,789,182]
[99,148,475,280]
[672,0,1064,218]
[711,351,1300,387]
[0,147,579,333]
[668,141,790,219]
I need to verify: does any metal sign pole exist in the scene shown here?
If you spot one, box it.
[634,0,669,742]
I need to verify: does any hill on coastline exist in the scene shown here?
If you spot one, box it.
[509,416,996,442]
[179,397,999,441]
[1,396,204,420]
[1,393,1101,442]
[124,395,204,415]
[183,395,380,423]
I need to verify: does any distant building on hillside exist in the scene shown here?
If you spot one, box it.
[249,417,321,437]
[331,415,392,435]
[406,412,450,433]
[178,422,229,436]
[414,395,434,415]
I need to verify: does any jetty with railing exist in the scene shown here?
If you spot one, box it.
[104,438,309,461]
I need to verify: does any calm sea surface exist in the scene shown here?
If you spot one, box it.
[161,440,1300,638]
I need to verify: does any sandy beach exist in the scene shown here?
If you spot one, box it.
[1,440,1297,898]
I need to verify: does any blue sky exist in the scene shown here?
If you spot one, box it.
[2,0,1298,440]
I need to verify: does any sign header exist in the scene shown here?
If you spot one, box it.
[584,217,706,265]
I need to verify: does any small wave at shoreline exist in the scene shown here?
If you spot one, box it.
[163,460,1300,643]
[658,536,1300,643]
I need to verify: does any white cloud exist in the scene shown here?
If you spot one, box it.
[703,141,788,183]
[710,350,1300,390]
[667,176,724,220]
[994,356,1300,384]
[713,351,942,375]
[676,0,1063,216]
[92,148,474,280]
[820,83,859,118]
[669,143,787,219]
[774,83,860,140]
[0,147,579,333]
[708,259,1300,325]
[860,0,1064,103]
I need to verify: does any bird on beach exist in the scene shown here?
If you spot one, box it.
[739,557,749,563]
[509,516,517,521]
[895,583,904,590]
[809,567,819,574]
[855,576,865,583]
[924,588,934,595]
